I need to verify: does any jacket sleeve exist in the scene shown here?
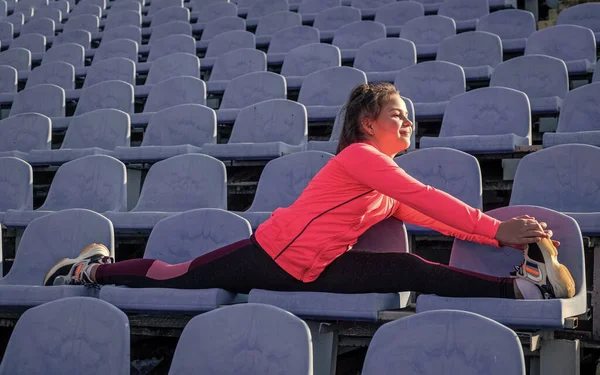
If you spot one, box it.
[336,143,501,241]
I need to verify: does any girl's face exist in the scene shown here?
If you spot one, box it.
[363,94,413,157]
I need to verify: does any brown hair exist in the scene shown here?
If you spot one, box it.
[335,82,399,154]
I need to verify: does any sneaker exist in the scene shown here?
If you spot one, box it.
[44,243,113,287]
[511,237,575,299]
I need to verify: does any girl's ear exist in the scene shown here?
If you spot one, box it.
[360,117,373,136]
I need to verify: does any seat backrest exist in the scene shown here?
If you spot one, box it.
[147,0,182,15]
[395,147,482,209]
[557,2,600,32]
[510,144,600,213]
[42,42,85,67]
[555,82,600,133]
[21,16,54,36]
[0,113,51,153]
[53,29,92,49]
[142,103,216,147]
[437,31,502,68]
[9,32,46,54]
[0,65,17,93]
[248,150,332,211]
[400,15,456,45]
[104,9,141,30]
[268,25,320,54]
[169,303,311,375]
[256,10,303,38]
[0,209,114,285]
[247,0,288,20]
[394,61,464,103]
[75,79,134,115]
[84,57,136,88]
[332,20,386,50]
[220,71,285,109]
[146,52,200,85]
[209,48,266,81]
[230,99,307,145]
[280,42,340,77]
[48,0,69,12]
[440,86,530,138]
[70,2,101,17]
[148,20,192,44]
[438,0,489,21]
[204,29,255,58]
[147,34,196,61]
[151,5,189,27]
[144,208,251,262]
[298,66,367,106]
[0,21,13,41]
[196,2,238,24]
[33,7,61,23]
[109,0,141,13]
[62,108,130,150]
[102,25,142,45]
[25,60,74,90]
[490,54,568,100]
[0,297,129,375]
[476,9,536,40]
[313,5,360,32]
[64,14,99,33]
[375,2,424,28]
[192,0,228,12]
[144,75,206,112]
[362,309,525,375]
[0,48,31,71]
[92,38,138,64]
[0,157,33,212]
[298,0,339,15]
[9,83,65,117]
[354,37,416,72]
[200,15,245,41]
[133,153,227,212]
[525,25,596,64]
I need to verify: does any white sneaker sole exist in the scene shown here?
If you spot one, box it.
[537,238,575,299]
[43,243,110,286]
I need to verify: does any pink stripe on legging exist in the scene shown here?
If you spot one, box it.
[146,260,194,280]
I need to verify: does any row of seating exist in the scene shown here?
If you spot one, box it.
[0,297,527,375]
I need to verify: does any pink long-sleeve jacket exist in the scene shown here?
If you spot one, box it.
[254,140,501,282]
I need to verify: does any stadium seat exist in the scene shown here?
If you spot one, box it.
[102,25,142,45]
[510,144,600,235]
[411,0,443,13]
[147,0,182,15]
[254,10,301,46]
[298,66,367,122]
[476,9,536,54]
[191,0,229,13]
[99,209,251,312]
[206,48,266,94]
[92,38,138,63]
[112,103,215,163]
[70,3,101,17]
[0,48,31,72]
[246,0,289,28]
[438,0,489,32]
[266,25,320,65]
[490,55,568,116]
[135,52,200,97]
[313,6,361,42]
[103,10,141,30]
[27,109,130,165]
[6,13,24,34]
[106,0,140,13]
[0,22,13,42]
[216,71,286,124]
[0,297,130,375]
[557,2,600,46]
[82,58,136,91]
[9,83,65,118]
[332,20,386,61]
[237,0,258,16]
[64,14,99,33]
[525,25,597,76]
[0,113,51,159]
[33,7,61,22]
[420,87,531,153]
[200,29,255,69]
[354,38,416,83]
[146,34,196,62]
[42,43,85,67]
[49,0,69,13]
[394,147,482,234]
[0,157,32,223]
[103,153,226,230]
[20,17,54,36]
[25,61,74,91]
[416,205,587,329]
[351,0,394,18]
[53,29,92,49]
[235,150,333,229]
[10,33,46,56]
[362,309,525,375]
[0,65,16,98]
[281,43,340,91]
[400,15,456,59]
[197,16,246,50]
[150,5,189,27]
[437,31,502,82]
[168,304,312,374]
[195,2,238,27]
[0,209,115,306]
[297,0,338,24]
[374,1,424,37]
[145,20,192,47]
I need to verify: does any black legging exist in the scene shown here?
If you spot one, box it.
[96,237,516,298]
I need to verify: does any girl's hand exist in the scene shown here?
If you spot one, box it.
[495,215,550,248]
[497,217,559,249]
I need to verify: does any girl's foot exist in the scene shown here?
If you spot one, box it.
[44,243,113,286]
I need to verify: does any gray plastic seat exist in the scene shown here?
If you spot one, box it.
[191,0,229,13]
[543,82,600,148]
[351,0,393,17]
[255,10,301,45]
[197,16,246,50]
[557,2,600,46]
[394,61,465,120]
[84,57,136,88]
[298,66,367,122]
[92,38,138,63]
[0,113,51,159]
[28,109,130,165]
[280,43,340,90]
[147,34,196,62]
[168,303,312,374]
[201,30,255,70]
[25,61,74,90]
[5,13,25,34]
[195,2,238,25]
[102,25,142,45]
[0,157,32,223]
[216,71,286,124]
[438,0,488,32]
[205,99,306,160]
[476,9,536,54]
[99,209,250,312]
[70,2,101,17]
[20,16,54,36]
[0,48,30,71]
[0,65,17,96]
[207,48,266,94]
[490,55,568,116]
[64,14,99,33]
[49,0,69,13]
[246,0,289,27]
[103,10,141,30]
[375,1,424,37]
[75,79,134,115]
[267,25,320,65]
[3,156,127,227]
[362,310,525,375]
[332,20,386,61]
[112,104,215,163]
[297,0,339,24]
[235,150,332,229]
[417,205,587,328]
[0,21,14,42]
[150,5,189,27]
[146,20,192,47]
[354,38,416,82]
[9,83,64,117]
[53,29,92,50]
[141,52,200,95]
[0,297,130,375]
[420,87,531,153]
[437,31,502,82]
[313,6,361,42]
[104,154,226,230]
[32,7,61,23]
[42,43,85,67]
[400,15,456,58]
[107,0,141,13]
[147,0,182,15]
[9,33,46,54]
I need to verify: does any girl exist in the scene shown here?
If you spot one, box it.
[45,83,575,300]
